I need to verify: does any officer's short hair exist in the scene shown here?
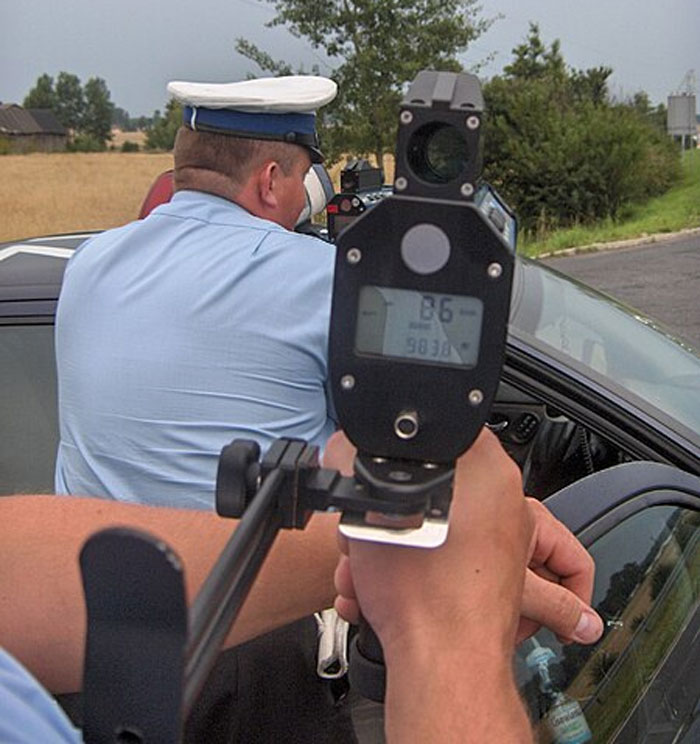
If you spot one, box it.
[172,126,306,191]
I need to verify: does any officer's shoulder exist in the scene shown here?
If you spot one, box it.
[264,225,334,255]
[71,220,140,257]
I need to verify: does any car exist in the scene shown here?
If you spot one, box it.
[1,226,700,743]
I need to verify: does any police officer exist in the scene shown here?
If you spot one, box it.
[55,75,338,509]
[53,75,357,743]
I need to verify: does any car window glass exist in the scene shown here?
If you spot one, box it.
[516,505,700,742]
[0,324,58,494]
[510,260,700,441]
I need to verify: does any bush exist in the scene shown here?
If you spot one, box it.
[590,651,619,686]
[630,614,646,632]
[121,141,140,153]
[650,563,674,600]
[482,77,682,236]
[145,99,181,151]
[68,133,107,152]
[480,25,682,238]
[0,137,11,155]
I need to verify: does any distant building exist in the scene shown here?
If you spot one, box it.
[0,104,67,153]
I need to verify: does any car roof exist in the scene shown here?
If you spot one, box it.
[0,233,93,316]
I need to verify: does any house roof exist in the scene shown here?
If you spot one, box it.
[0,104,67,136]
[27,108,67,135]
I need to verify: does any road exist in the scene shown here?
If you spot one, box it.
[540,232,700,350]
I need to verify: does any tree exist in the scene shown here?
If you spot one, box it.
[145,98,182,150]
[82,77,114,147]
[23,73,56,110]
[502,23,611,107]
[503,23,565,82]
[598,562,643,618]
[629,91,667,133]
[235,0,494,165]
[482,24,680,235]
[650,563,674,601]
[112,106,132,131]
[590,651,619,686]
[54,72,85,131]
[570,66,613,106]
[23,71,120,150]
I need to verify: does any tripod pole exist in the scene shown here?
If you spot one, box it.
[184,467,284,714]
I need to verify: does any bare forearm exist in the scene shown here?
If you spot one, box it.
[384,639,532,743]
[0,495,339,693]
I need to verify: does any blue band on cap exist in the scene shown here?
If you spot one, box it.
[183,106,316,136]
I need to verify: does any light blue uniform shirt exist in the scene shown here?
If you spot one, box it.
[55,191,336,509]
[0,648,81,743]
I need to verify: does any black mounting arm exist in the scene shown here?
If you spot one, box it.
[80,437,453,743]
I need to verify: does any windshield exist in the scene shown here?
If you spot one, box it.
[509,258,700,441]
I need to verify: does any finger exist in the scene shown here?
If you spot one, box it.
[336,529,349,556]
[334,595,360,625]
[530,563,558,584]
[515,617,542,645]
[333,554,356,600]
[522,569,603,645]
[527,499,596,604]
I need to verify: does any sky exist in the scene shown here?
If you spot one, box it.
[1,0,698,117]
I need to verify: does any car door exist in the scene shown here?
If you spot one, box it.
[517,462,700,743]
[0,320,58,493]
[0,240,73,494]
[506,259,700,477]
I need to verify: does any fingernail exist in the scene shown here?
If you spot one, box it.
[573,608,604,644]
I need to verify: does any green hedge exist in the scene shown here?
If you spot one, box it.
[482,77,681,237]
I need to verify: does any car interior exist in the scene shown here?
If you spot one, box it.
[1,194,699,741]
[3,293,700,743]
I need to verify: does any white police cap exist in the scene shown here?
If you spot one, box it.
[167,75,337,163]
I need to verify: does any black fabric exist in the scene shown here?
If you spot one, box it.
[524,418,621,500]
[57,617,357,743]
[185,616,357,744]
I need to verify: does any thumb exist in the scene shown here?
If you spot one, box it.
[521,568,604,645]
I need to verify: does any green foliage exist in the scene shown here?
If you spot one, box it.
[0,137,11,155]
[54,72,85,131]
[113,107,153,132]
[235,0,493,164]
[650,563,674,601]
[629,91,668,134]
[597,561,642,619]
[121,140,141,153]
[590,651,619,686]
[23,71,117,150]
[23,73,56,110]
[503,24,566,82]
[112,106,135,131]
[630,614,646,632]
[68,133,107,152]
[522,149,700,256]
[82,77,114,144]
[145,99,182,151]
[482,24,681,237]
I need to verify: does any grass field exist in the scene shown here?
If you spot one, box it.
[2,148,695,247]
[0,151,392,243]
[0,151,173,242]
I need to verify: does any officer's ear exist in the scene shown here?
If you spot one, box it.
[257,160,282,210]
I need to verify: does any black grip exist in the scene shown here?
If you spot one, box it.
[348,618,386,702]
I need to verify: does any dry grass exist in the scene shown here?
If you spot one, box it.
[0,150,395,243]
[110,129,148,149]
[0,152,173,242]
